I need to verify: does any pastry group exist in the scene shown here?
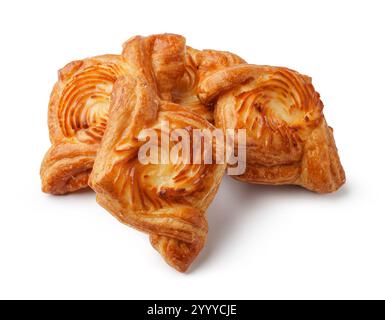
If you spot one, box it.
[41,34,345,272]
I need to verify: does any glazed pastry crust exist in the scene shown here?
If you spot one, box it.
[173,47,246,122]
[41,39,244,196]
[41,55,129,194]
[199,64,345,193]
[40,33,346,273]
[89,35,226,272]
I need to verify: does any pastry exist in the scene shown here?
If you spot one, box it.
[173,46,245,122]
[199,64,345,193]
[40,33,346,273]
[89,34,226,272]
[41,55,129,194]
[41,36,243,195]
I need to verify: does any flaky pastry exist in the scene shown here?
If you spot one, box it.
[41,33,346,272]
[199,64,345,193]
[41,55,129,194]
[89,34,226,272]
[173,47,245,122]
[41,37,243,195]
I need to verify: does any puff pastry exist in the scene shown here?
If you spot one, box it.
[41,37,243,195]
[41,33,346,272]
[173,46,245,122]
[41,55,129,194]
[199,64,345,193]
[89,34,226,272]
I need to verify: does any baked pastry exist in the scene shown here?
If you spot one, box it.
[41,36,244,195]
[199,64,345,193]
[40,55,129,195]
[89,34,226,272]
[173,47,246,122]
[41,33,346,273]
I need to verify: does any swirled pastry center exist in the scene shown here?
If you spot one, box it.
[232,69,323,146]
[58,63,127,143]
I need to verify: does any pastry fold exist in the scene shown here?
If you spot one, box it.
[173,47,245,122]
[89,34,226,272]
[199,64,345,193]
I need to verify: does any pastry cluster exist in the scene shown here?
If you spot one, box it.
[41,34,345,272]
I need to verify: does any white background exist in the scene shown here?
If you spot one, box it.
[0,0,384,300]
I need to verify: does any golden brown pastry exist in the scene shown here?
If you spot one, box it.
[89,34,226,272]
[41,33,346,273]
[40,55,129,195]
[198,64,345,193]
[173,47,245,123]
[40,36,243,196]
